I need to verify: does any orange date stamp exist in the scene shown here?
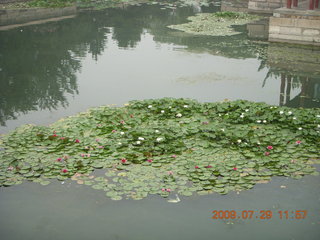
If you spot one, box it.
[211,210,308,220]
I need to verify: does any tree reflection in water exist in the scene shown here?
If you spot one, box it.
[0,3,319,127]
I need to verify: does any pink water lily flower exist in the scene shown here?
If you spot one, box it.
[98,146,104,149]
[233,167,238,171]
[267,145,273,150]
[75,139,80,143]
[167,171,173,175]
[296,140,302,145]
[205,165,212,168]
[121,158,127,163]
[161,188,166,192]
[60,137,65,140]
[7,166,14,171]
[112,130,117,133]
[62,169,68,173]
[264,152,270,156]
[52,134,57,137]
[166,188,171,192]
[195,166,199,169]
[171,155,177,158]
[56,158,62,162]
[147,159,153,163]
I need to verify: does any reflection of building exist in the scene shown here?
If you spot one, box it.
[264,44,320,108]
[279,74,320,108]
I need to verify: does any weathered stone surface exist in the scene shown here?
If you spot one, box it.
[269,33,319,42]
[269,25,280,33]
[303,29,320,36]
[279,26,302,35]
[0,6,76,26]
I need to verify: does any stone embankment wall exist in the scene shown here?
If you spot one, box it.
[221,0,250,12]
[269,11,320,46]
[0,0,30,3]
[247,19,269,39]
[248,0,286,13]
[0,5,77,26]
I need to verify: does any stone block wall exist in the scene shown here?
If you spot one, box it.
[0,0,30,3]
[248,0,286,13]
[247,19,269,39]
[0,6,77,26]
[221,0,250,12]
[269,16,320,45]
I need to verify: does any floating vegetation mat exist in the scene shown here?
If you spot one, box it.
[168,11,262,36]
[1,98,320,200]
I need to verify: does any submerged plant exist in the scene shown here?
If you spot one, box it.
[0,98,319,200]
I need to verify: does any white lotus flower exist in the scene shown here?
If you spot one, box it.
[298,127,302,130]
[279,111,284,114]
[317,115,320,118]
[169,106,172,109]
[240,114,244,118]
[218,114,222,117]
[183,105,188,108]
[176,113,182,118]
[288,111,292,115]
[156,137,163,142]
[161,110,165,113]
[120,132,125,135]
[257,142,261,145]
[263,120,267,123]
[118,142,122,145]
[256,120,261,123]
[237,139,242,143]
[318,125,320,128]
[148,105,152,108]
[221,128,225,132]
[138,137,145,141]
[293,117,297,120]
[136,141,141,145]
[155,130,160,133]
[245,109,249,112]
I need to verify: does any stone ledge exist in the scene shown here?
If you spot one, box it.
[270,17,320,29]
[0,5,76,26]
[269,37,320,45]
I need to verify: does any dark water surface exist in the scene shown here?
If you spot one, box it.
[0,3,319,240]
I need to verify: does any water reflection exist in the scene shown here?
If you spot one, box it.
[0,3,319,129]
[0,13,111,126]
[278,74,320,108]
[262,44,320,108]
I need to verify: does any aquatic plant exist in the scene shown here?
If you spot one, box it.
[0,98,319,200]
[168,11,262,36]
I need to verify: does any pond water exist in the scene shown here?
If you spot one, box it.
[0,2,320,240]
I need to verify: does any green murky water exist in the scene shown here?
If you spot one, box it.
[0,2,319,240]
